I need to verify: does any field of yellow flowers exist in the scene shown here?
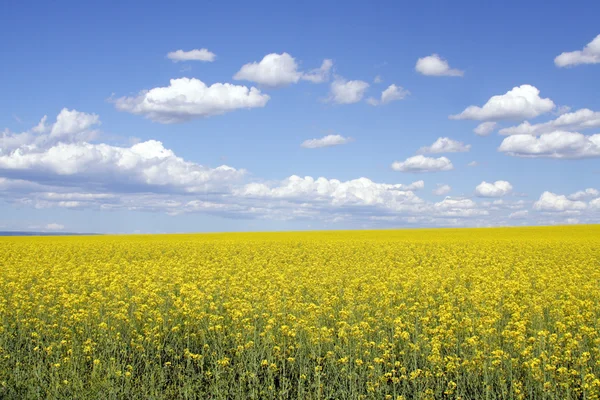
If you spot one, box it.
[1,226,600,399]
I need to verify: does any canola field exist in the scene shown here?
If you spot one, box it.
[1,226,600,399]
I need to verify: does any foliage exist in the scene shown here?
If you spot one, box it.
[1,226,600,399]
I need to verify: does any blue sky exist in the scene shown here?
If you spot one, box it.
[1,0,599,233]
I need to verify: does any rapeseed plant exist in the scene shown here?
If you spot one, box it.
[0,226,599,398]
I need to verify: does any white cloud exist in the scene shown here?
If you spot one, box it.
[381,84,409,104]
[533,192,587,212]
[433,197,488,217]
[8,109,489,225]
[474,122,497,136]
[41,192,116,201]
[475,180,513,197]
[234,53,301,87]
[167,48,216,62]
[509,210,529,219]
[31,115,48,134]
[114,78,269,123]
[234,176,425,209]
[301,134,352,149]
[483,199,527,210]
[0,140,244,191]
[367,84,410,106]
[0,110,245,194]
[45,223,65,230]
[233,53,332,87]
[391,155,453,173]
[405,180,425,190]
[434,198,476,209]
[433,184,451,196]
[499,108,600,135]
[9,108,600,227]
[225,177,440,222]
[328,77,370,104]
[450,85,555,121]
[415,54,464,77]
[374,75,383,83]
[58,201,84,209]
[14,191,253,217]
[1,109,100,153]
[498,131,600,159]
[467,161,478,167]
[568,188,599,201]
[51,108,100,139]
[554,34,600,67]
[302,59,334,83]
[417,137,470,154]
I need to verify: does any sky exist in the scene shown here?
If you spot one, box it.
[1,0,599,233]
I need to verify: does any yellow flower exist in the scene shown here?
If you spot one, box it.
[1,225,599,397]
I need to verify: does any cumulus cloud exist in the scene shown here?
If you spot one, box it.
[450,85,555,121]
[1,109,100,153]
[475,181,513,197]
[328,77,370,104]
[167,48,216,62]
[233,53,333,87]
[434,197,488,217]
[391,155,453,173]
[9,108,599,227]
[234,53,301,86]
[555,34,600,67]
[6,109,486,225]
[533,191,587,212]
[499,108,600,136]
[474,122,497,136]
[113,78,269,123]
[234,175,425,209]
[0,109,445,225]
[467,161,478,167]
[301,134,352,149]
[498,131,600,158]
[51,108,100,139]
[415,54,464,77]
[417,137,471,154]
[433,184,451,196]
[0,109,245,194]
[434,197,476,209]
[568,188,599,201]
[373,75,383,84]
[482,199,527,210]
[509,210,529,219]
[219,176,459,223]
[367,84,410,106]
[302,59,334,83]
[0,140,244,192]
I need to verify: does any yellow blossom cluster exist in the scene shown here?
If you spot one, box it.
[1,225,599,398]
